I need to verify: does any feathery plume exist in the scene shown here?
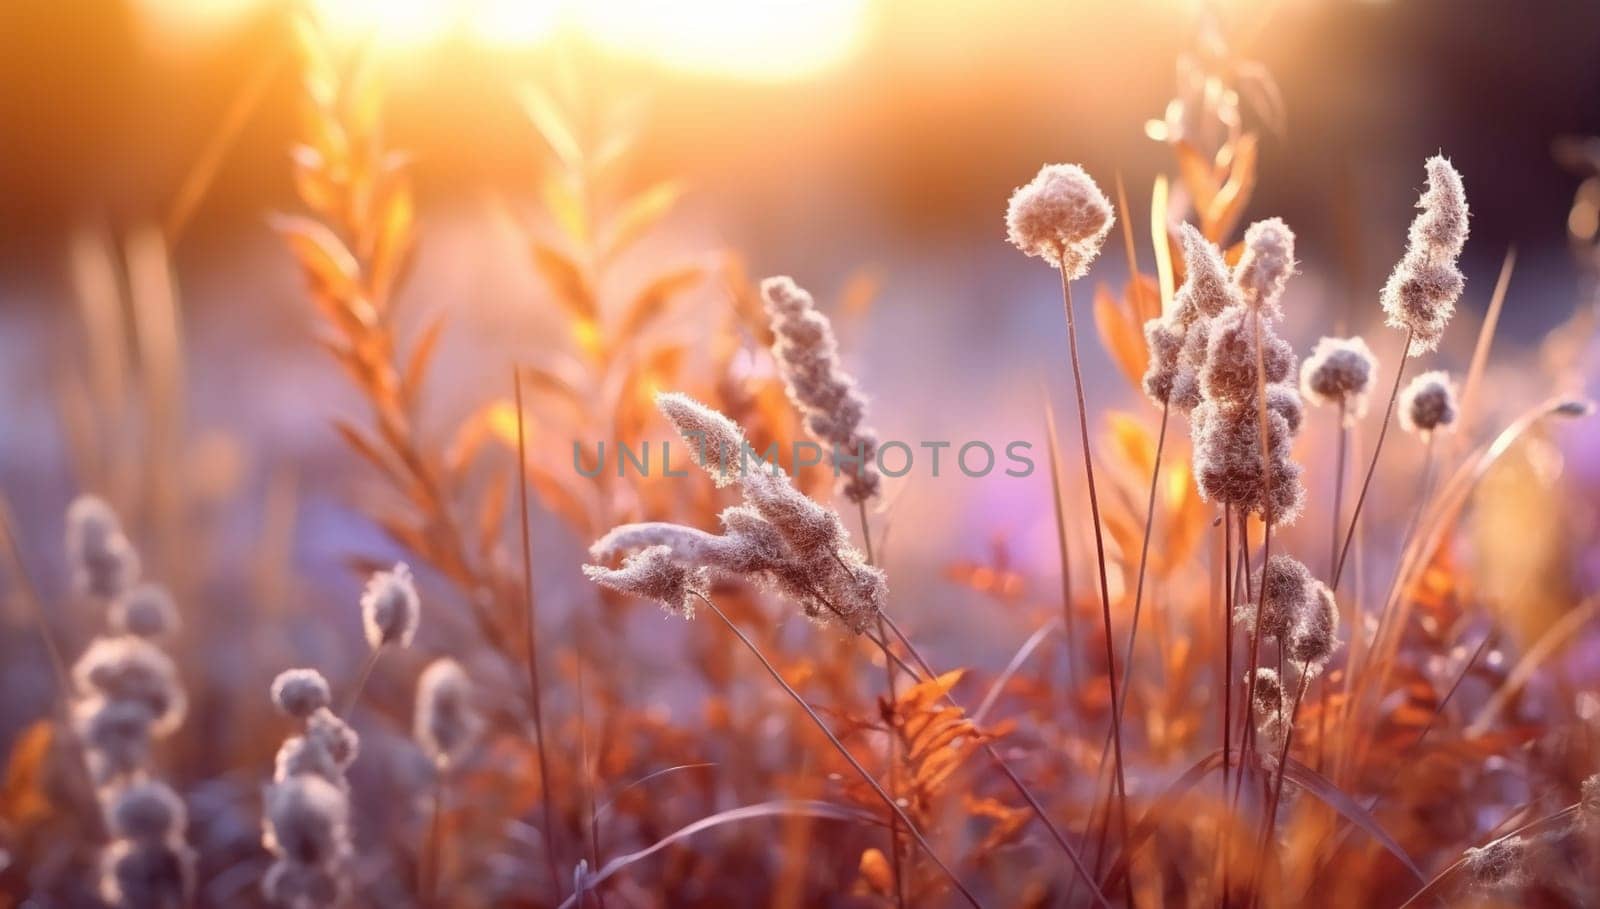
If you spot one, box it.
[657,391,755,487]
[66,495,141,599]
[1142,224,1238,410]
[108,583,180,640]
[589,395,884,633]
[271,669,333,720]
[361,562,420,650]
[1381,156,1470,353]
[1005,163,1114,278]
[1463,835,1527,889]
[584,545,705,618]
[761,276,881,503]
[1233,217,1297,318]
[1248,667,1290,756]
[1300,336,1378,422]
[414,658,483,770]
[1399,370,1459,436]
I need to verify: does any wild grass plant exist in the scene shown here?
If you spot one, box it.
[4,9,1600,909]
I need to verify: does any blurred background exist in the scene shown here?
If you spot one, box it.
[3,0,1600,860]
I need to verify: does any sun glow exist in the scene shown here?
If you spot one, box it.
[136,0,869,80]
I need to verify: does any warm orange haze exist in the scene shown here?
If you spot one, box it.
[2,0,1600,906]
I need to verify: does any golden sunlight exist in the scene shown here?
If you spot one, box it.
[135,0,869,80]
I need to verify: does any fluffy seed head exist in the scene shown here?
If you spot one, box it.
[263,775,352,866]
[305,708,359,769]
[108,584,180,640]
[1192,403,1306,524]
[105,780,187,844]
[583,545,705,618]
[72,636,187,735]
[274,735,344,787]
[74,697,155,784]
[1173,224,1239,324]
[657,392,752,487]
[66,495,141,599]
[1238,555,1317,640]
[761,276,881,503]
[1300,336,1378,421]
[1582,774,1600,822]
[1233,218,1297,318]
[1200,306,1296,405]
[99,840,195,909]
[1249,667,1285,717]
[1381,157,1469,354]
[361,562,419,650]
[1141,319,1186,407]
[415,658,483,770]
[271,669,332,720]
[263,859,346,908]
[1288,582,1341,673]
[1266,382,1304,436]
[1463,836,1526,889]
[1399,370,1459,436]
[1005,164,1114,277]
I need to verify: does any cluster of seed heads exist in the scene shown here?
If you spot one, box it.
[1249,667,1290,756]
[761,276,881,503]
[586,393,884,633]
[265,665,358,906]
[1381,156,1470,354]
[1143,223,1239,413]
[1183,219,1308,524]
[62,496,195,907]
[99,780,196,909]
[260,561,415,906]
[1238,554,1340,675]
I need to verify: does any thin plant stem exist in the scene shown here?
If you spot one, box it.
[1056,267,1131,887]
[513,366,564,898]
[425,768,446,905]
[1220,507,1235,900]
[1332,329,1413,590]
[1249,668,1313,907]
[0,498,70,691]
[341,646,382,717]
[576,659,606,909]
[1330,402,1349,579]
[858,500,906,909]
[1111,402,1170,742]
[1081,401,1169,899]
[692,592,986,909]
[1044,401,1081,697]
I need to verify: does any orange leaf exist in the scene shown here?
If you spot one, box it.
[1093,283,1149,390]
[531,243,598,324]
[858,848,894,896]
